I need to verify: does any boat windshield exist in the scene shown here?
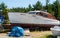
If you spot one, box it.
[29,12,36,14]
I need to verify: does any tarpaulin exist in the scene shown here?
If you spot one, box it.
[9,26,24,37]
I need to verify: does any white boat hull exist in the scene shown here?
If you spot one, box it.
[50,28,60,36]
[8,13,60,25]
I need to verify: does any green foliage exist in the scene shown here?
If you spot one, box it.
[43,0,60,20]
[28,4,32,11]
[0,3,9,24]
[0,3,8,19]
[46,35,57,38]
[53,0,60,20]
[46,0,49,10]
[40,35,57,38]
[45,4,54,15]
[9,7,27,13]
[33,1,42,10]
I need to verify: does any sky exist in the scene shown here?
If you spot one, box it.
[0,0,56,8]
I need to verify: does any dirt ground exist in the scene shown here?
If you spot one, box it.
[0,31,52,38]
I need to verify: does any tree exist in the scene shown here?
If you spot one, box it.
[0,3,8,19]
[0,3,9,24]
[44,0,54,15]
[53,0,60,19]
[47,4,54,15]
[45,0,49,12]
[28,4,32,11]
[33,1,42,10]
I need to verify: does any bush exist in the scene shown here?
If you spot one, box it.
[46,35,57,38]
[3,20,10,24]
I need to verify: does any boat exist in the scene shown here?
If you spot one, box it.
[3,10,60,29]
[50,26,60,36]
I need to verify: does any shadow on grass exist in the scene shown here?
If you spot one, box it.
[46,35,57,38]
[0,29,10,33]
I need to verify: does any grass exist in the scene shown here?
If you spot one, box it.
[40,35,57,38]
[30,31,58,38]
[0,30,57,38]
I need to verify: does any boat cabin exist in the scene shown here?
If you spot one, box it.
[28,11,56,19]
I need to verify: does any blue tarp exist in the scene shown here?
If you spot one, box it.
[0,15,4,23]
[9,26,24,37]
